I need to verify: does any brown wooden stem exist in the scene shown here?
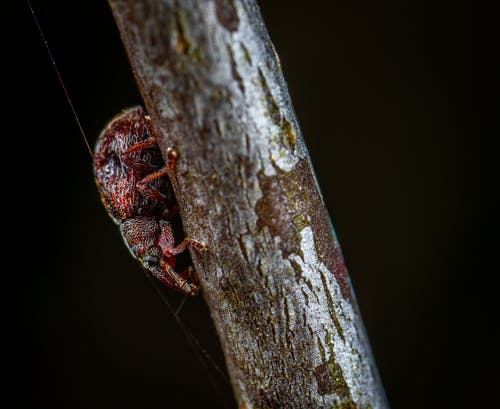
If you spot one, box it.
[108,1,389,407]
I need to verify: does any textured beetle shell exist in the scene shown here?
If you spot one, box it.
[93,106,174,224]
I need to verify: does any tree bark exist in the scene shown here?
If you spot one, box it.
[108,1,389,408]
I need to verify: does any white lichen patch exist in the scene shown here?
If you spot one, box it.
[201,1,302,176]
[290,227,385,408]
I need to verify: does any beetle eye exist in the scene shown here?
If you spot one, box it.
[144,255,159,265]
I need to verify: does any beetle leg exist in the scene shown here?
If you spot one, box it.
[178,266,195,280]
[123,137,157,156]
[133,146,179,201]
[135,178,169,202]
[178,266,200,288]
[123,110,159,156]
[158,221,206,257]
[120,138,160,172]
[149,260,199,296]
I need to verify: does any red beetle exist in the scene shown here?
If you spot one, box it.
[93,106,204,296]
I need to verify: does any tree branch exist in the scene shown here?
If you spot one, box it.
[108,1,389,407]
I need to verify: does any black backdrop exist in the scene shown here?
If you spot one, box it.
[9,1,491,408]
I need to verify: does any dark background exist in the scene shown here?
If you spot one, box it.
[9,0,491,408]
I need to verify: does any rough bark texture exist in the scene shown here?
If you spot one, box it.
[108,1,389,408]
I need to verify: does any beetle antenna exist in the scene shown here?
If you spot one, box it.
[27,0,94,159]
